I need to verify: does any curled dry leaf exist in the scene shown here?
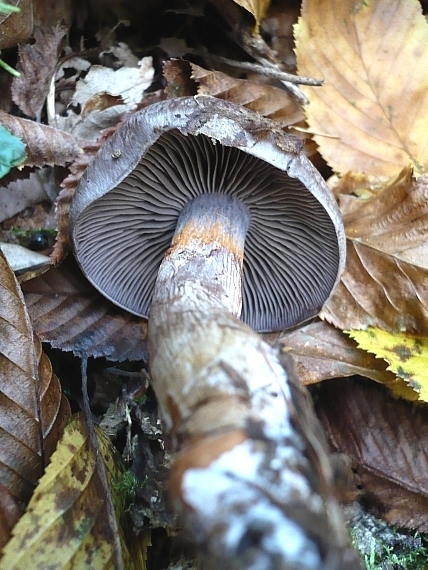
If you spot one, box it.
[190,62,305,125]
[21,256,148,362]
[322,169,428,334]
[0,112,85,168]
[0,414,148,570]
[0,250,70,547]
[318,377,428,532]
[295,0,428,177]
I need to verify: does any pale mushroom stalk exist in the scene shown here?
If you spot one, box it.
[70,97,361,569]
[149,194,358,570]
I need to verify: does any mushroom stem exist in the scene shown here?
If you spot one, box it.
[148,194,360,569]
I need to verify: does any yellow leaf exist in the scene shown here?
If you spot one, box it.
[0,414,147,570]
[347,328,428,402]
[233,0,270,27]
[295,0,428,177]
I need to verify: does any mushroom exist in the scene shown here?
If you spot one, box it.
[70,97,358,569]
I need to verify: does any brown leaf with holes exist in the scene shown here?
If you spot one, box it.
[22,256,148,361]
[318,377,428,531]
[295,0,428,177]
[275,320,415,398]
[0,250,70,548]
[0,112,85,167]
[322,168,428,334]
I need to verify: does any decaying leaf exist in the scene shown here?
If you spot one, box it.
[0,250,70,547]
[318,377,428,532]
[12,24,68,120]
[348,328,428,403]
[0,414,148,569]
[295,0,428,176]
[0,112,85,168]
[323,169,428,334]
[22,256,148,362]
[54,57,155,140]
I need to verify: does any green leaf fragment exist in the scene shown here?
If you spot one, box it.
[0,124,26,178]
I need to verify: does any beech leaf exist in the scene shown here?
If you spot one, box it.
[348,328,428,402]
[318,377,428,532]
[295,0,428,176]
[322,169,428,334]
[0,111,84,168]
[21,257,148,362]
[0,250,70,547]
[0,414,148,569]
[276,320,413,391]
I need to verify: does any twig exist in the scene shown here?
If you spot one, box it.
[212,54,323,86]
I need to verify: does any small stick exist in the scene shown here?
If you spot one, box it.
[213,54,323,86]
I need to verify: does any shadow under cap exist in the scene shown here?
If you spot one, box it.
[70,96,346,332]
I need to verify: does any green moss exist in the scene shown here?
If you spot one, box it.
[354,531,428,570]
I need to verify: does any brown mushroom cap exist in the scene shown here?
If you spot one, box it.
[70,96,345,332]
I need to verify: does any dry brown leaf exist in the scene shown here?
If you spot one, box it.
[0,250,70,547]
[322,168,428,334]
[275,321,413,394]
[318,377,428,532]
[0,483,22,551]
[0,112,85,168]
[190,62,304,125]
[12,24,68,120]
[0,414,148,569]
[0,0,33,49]
[22,256,148,362]
[295,0,428,177]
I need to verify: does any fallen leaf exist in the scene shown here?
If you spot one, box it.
[0,483,22,551]
[190,62,304,125]
[318,377,428,532]
[0,0,33,49]
[22,256,148,362]
[12,24,68,120]
[0,243,50,274]
[0,250,70,546]
[295,0,428,176]
[0,112,85,168]
[322,169,428,334]
[233,0,270,27]
[0,414,148,569]
[276,320,402,385]
[55,57,155,140]
[348,328,428,402]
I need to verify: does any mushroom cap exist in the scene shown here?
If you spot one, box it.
[70,96,345,332]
